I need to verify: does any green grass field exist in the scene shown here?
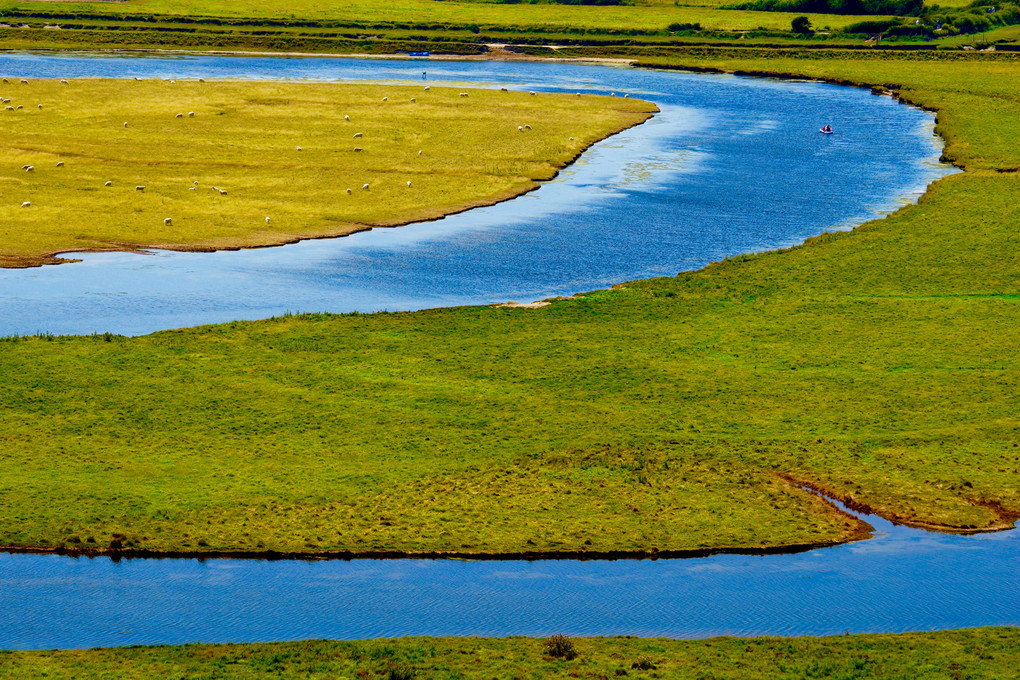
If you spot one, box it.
[0,53,1018,558]
[0,79,653,267]
[3,629,1019,678]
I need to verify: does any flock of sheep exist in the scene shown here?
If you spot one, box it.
[6,77,563,231]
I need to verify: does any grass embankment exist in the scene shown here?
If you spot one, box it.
[0,79,654,268]
[0,55,1018,557]
[3,629,1019,678]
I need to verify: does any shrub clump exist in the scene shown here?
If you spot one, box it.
[544,634,578,660]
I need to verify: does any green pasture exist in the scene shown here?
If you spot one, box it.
[0,53,1018,557]
[3,629,1019,678]
[0,79,652,267]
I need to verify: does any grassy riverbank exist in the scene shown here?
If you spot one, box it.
[3,628,1019,678]
[0,79,653,268]
[0,53,1018,557]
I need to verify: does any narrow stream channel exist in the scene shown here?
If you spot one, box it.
[0,54,955,336]
[1,499,1016,650]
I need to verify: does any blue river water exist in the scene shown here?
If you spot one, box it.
[1,499,1016,650]
[0,53,954,336]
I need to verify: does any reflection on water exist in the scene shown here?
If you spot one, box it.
[0,501,1016,650]
[0,55,956,336]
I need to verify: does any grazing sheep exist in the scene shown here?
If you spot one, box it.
[610,92,616,96]
[424,86,430,91]
[362,183,370,190]
[21,201,30,208]
[56,161,64,167]
[569,137,575,140]
[344,114,350,121]
[210,186,219,192]
[37,104,41,109]
[124,122,128,128]
[133,77,140,81]
[500,88,508,92]
[15,105,22,110]
[1,78,7,84]
[382,97,388,101]
[163,217,172,226]
[346,188,352,195]
[60,79,68,85]
[265,216,271,224]
[406,180,412,187]
[105,181,112,186]
[624,94,629,98]
[219,189,227,196]
[198,78,205,83]
[136,186,145,191]
[24,166,33,172]
[417,150,422,156]
[193,181,199,185]
[1,98,9,103]
[576,92,581,97]
[459,92,468,97]
[188,187,196,191]
[169,80,176,84]
[529,91,536,96]
[353,132,363,138]
[524,124,531,130]
[354,147,363,152]
[410,97,416,102]
[175,113,183,118]
[19,79,28,85]
[518,126,523,132]
[296,146,302,151]
[188,112,195,117]
[5,106,13,112]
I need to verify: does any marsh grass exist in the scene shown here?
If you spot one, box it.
[0,79,654,266]
[0,54,1018,557]
[2,629,1018,678]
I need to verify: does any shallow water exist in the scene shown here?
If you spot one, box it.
[1,501,1016,650]
[0,54,955,336]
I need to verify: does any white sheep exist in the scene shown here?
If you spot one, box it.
[163,217,172,226]
[382,97,388,101]
[19,79,28,85]
[346,188,352,195]
[219,189,227,196]
[265,216,271,224]
[188,112,195,117]
[1,78,7,84]
[4,106,13,112]
[175,113,183,118]
[193,180,199,185]
[610,92,616,97]
[344,114,350,121]
[56,161,64,167]
[459,92,468,97]
[21,201,30,208]
[169,80,176,84]
[529,91,536,96]
[105,181,112,186]
[406,180,412,187]
[569,137,575,140]
[518,126,523,132]
[60,79,68,85]
[417,150,422,156]
[410,97,416,102]
[500,87,508,92]
[354,147,363,152]
[24,166,33,172]
[624,94,629,98]
[362,183,370,190]
[136,186,145,191]
[15,105,22,110]
[124,122,128,128]
[210,186,219,192]
[524,124,531,130]
[424,86,430,91]
[188,187,196,191]
[353,132,363,138]
[37,104,41,109]
[296,146,302,151]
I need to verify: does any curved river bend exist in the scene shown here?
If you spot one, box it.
[0,54,954,336]
[1,56,1006,651]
